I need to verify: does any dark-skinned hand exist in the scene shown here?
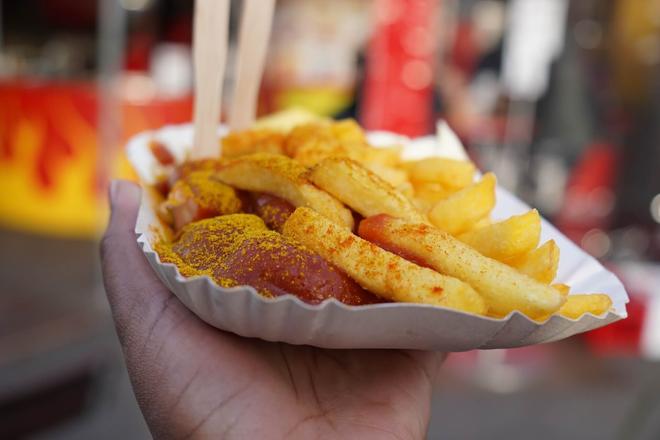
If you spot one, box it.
[101,180,444,439]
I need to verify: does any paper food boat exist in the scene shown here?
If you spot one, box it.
[128,123,628,351]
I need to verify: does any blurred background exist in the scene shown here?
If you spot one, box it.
[1,0,659,438]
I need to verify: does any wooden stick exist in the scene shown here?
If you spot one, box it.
[229,0,276,132]
[192,0,230,159]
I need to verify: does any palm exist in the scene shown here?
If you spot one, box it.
[102,181,441,439]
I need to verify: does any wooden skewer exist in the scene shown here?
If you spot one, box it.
[229,0,276,132]
[192,0,230,159]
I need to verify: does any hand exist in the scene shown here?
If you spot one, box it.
[101,180,444,440]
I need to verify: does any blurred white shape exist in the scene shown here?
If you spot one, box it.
[581,229,611,259]
[470,71,501,115]
[435,120,469,160]
[472,0,506,52]
[120,0,152,12]
[502,0,568,100]
[374,121,469,161]
[642,289,660,360]
[533,152,568,215]
[651,194,660,224]
[151,44,193,98]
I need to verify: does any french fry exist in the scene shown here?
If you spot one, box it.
[396,181,415,200]
[428,173,496,235]
[284,122,334,156]
[412,198,433,214]
[412,182,456,214]
[552,283,570,296]
[215,153,354,229]
[469,217,491,230]
[557,294,612,319]
[285,120,366,160]
[307,157,426,223]
[253,107,325,132]
[357,215,564,318]
[284,119,403,168]
[406,157,476,189]
[283,121,324,154]
[364,162,409,187]
[283,207,487,314]
[509,240,560,284]
[293,141,359,167]
[221,128,285,158]
[329,118,368,145]
[413,182,454,204]
[362,146,403,167]
[457,210,541,261]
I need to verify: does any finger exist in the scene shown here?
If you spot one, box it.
[100,180,190,348]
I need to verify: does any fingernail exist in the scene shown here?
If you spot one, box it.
[109,180,142,210]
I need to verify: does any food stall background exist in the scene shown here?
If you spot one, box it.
[1,0,659,438]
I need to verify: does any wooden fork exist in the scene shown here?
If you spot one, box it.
[191,0,275,159]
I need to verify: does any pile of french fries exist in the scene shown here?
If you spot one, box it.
[174,114,612,321]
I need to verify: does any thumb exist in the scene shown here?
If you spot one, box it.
[100,180,185,348]
[107,179,142,241]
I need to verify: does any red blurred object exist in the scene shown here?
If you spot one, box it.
[361,0,440,137]
[40,0,97,28]
[450,22,478,76]
[165,14,194,44]
[125,33,155,72]
[555,142,619,243]
[583,292,646,356]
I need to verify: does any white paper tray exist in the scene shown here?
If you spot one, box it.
[128,123,628,351]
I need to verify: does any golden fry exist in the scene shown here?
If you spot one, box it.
[412,184,450,213]
[428,173,496,235]
[221,129,285,158]
[284,121,332,157]
[469,217,492,230]
[253,107,325,133]
[406,157,476,189]
[557,294,612,319]
[362,146,403,167]
[364,163,409,187]
[307,157,426,223]
[358,215,564,318]
[509,240,560,284]
[396,181,415,200]
[215,153,354,229]
[284,120,368,165]
[457,210,541,262]
[283,207,487,314]
[329,118,369,144]
[284,119,403,169]
[414,182,454,203]
[552,283,570,296]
